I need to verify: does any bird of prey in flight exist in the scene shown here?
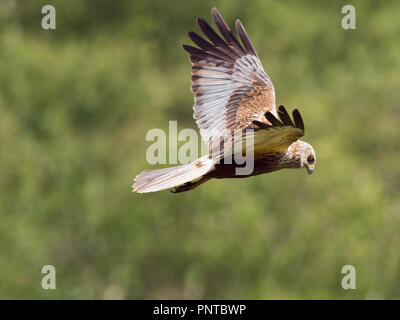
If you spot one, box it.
[133,8,316,193]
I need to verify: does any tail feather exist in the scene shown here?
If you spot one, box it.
[132,156,214,193]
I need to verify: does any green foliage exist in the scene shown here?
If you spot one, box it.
[0,0,399,299]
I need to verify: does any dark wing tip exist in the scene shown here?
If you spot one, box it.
[235,19,258,57]
[277,105,294,127]
[212,7,230,34]
[212,8,245,54]
[182,44,204,56]
[292,109,305,131]
[182,44,193,51]
[265,111,283,126]
[188,31,213,50]
[252,120,271,129]
[197,17,226,47]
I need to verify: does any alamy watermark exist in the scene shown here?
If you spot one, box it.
[146,121,255,175]
[341,265,356,290]
[41,265,56,290]
[341,5,356,30]
[41,5,56,30]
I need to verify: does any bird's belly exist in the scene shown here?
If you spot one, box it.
[212,153,283,179]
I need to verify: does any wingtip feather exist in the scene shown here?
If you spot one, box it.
[292,109,305,131]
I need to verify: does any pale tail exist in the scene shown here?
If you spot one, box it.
[132,156,214,193]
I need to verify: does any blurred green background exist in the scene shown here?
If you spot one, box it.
[0,0,399,299]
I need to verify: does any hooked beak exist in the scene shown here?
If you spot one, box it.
[306,164,314,175]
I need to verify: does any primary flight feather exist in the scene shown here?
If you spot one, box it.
[133,8,316,193]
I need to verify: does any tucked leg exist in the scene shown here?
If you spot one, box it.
[171,175,211,193]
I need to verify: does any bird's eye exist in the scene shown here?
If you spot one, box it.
[307,155,315,164]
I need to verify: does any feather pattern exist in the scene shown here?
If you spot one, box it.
[183,7,276,157]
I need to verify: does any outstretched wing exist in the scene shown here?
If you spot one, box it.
[183,7,276,154]
[248,106,305,155]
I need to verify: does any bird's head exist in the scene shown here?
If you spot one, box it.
[299,142,316,175]
[285,141,316,174]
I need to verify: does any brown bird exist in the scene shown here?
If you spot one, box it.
[133,8,316,193]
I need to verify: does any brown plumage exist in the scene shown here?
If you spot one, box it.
[133,8,316,193]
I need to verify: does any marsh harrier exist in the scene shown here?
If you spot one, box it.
[133,8,316,193]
